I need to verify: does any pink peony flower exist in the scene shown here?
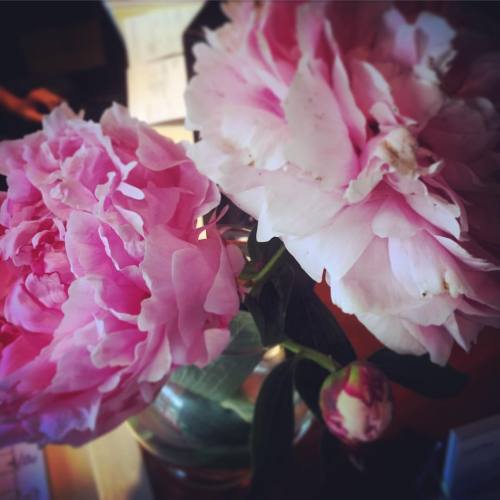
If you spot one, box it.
[0,104,243,445]
[185,1,500,365]
[319,362,392,445]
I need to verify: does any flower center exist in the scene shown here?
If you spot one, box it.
[379,127,419,176]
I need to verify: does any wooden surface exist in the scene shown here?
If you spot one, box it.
[45,443,98,500]
[45,424,154,500]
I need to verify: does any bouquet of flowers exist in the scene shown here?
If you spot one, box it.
[0,0,499,497]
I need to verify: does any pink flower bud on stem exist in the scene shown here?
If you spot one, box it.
[319,362,393,446]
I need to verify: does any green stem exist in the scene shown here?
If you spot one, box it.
[250,246,286,286]
[282,339,340,373]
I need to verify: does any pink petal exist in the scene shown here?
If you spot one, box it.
[356,312,426,356]
[388,231,465,298]
[172,246,212,343]
[284,58,358,190]
[202,235,241,316]
[5,279,62,334]
[194,328,231,368]
[405,323,454,365]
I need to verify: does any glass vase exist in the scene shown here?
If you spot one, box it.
[128,347,312,490]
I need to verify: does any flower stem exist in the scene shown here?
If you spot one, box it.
[281,339,341,373]
[250,246,286,286]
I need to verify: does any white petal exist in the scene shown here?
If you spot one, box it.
[356,313,426,356]
[372,195,421,239]
[286,201,378,283]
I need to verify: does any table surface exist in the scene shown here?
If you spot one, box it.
[45,419,449,500]
[45,424,328,500]
[44,420,326,500]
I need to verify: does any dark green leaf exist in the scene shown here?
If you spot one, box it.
[368,349,469,398]
[249,359,294,499]
[220,394,255,423]
[239,259,262,282]
[247,225,283,264]
[293,358,330,422]
[245,264,295,347]
[245,224,355,363]
[285,283,356,365]
[170,312,262,401]
[319,430,365,499]
[178,395,250,449]
[225,311,263,355]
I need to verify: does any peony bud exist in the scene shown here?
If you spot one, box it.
[319,362,392,446]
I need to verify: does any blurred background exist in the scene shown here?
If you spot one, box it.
[0,0,200,143]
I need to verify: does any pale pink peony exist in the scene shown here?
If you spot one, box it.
[320,362,392,445]
[185,1,500,365]
[0,104,243,445]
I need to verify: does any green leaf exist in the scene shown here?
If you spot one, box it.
[245,265,295,347]
[368,349,469,398]
[170,311,262,401]
[225,310,263,355]
[220,394,255,423]
[245,223,355,364]
[178,396,250,449]
[242,226,286,285]
[293,358,330,422]
[246,234,356,362]
[285,283,356,365]
[249,358,295,499]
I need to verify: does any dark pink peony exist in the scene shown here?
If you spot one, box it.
[0,104,243,445]
[185,1,500,364]
[320,362,392,445]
